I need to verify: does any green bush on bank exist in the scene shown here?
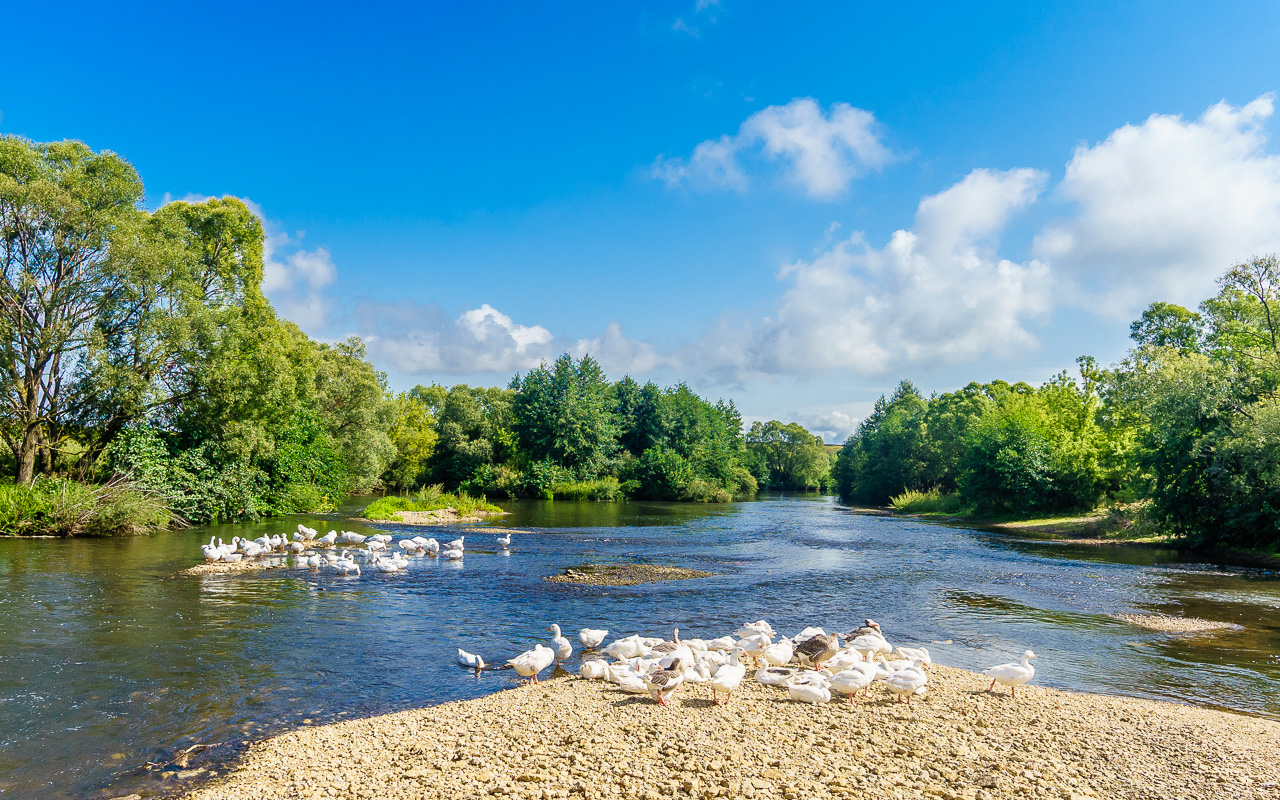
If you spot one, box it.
[889,487,962,514]
[0,477,172,536]
[363,485,501,521]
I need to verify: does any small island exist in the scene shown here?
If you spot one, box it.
[545,563,716,586]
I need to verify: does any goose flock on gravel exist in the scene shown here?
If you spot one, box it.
[199,524,509,574]
[466,619,1037,706]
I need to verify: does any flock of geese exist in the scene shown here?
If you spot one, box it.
[199,524,512,574]
[462,619,1039,706]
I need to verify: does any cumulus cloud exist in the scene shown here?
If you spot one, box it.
[573,322,673,375]
[260,229,337,332]
[359,301,555,375]
[1036,95,1280,315]
[653,98,892,198]
[706,167,1050,377]
[790,410,859,444]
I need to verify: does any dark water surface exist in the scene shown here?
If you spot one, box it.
[1,495,1278,799]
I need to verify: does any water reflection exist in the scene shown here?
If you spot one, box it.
[0,496,1276,799]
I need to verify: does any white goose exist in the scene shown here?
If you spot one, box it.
[200,537,222,562]
[496,532,512,549]
[442,546,464,560]
[885,659,929,705]
[761,638,795,667]
[456,648,486,674]
[828,666,875,704]
[578,628,609,649]
[341,531,367,544]
[547,624,574,664]
[982,650,1037,698]
[579,659,608,680]
[785,673,832,704]
[316,531,338,548]
[754,665,798,687]
[709,649,747,705]
[896,645,932,667]
[508,644,555,685]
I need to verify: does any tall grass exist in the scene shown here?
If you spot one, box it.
[0,476,176,536]
[888,487,962,514]
[549,478,622,502]
[363,485,502,520]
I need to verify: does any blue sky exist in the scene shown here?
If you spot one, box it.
[5,1,1280,439]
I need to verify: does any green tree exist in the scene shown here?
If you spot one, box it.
[745,420,830,490]
[382,392,438,490]
[511,353,616,477]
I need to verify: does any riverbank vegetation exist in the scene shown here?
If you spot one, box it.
[1,137,839,534]
[362,486,501,521]
[836,256,1280,554]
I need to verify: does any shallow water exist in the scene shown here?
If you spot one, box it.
[0,494,1277,799]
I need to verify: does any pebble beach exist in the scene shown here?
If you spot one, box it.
[181,664,1280,800]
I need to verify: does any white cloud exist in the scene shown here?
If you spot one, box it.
[361,302,555,375]
[573,322,672,375]
[258,223,336,333]
[710,167,1050,377]
[1037,94,1280,315]
[652,98,891,198]
[790,410,860,444]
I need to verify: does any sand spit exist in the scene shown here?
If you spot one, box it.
[1111,612,1243,634]
[383,507,510,525]
[181,665,1280,800]
[179,560,284,576]
[545,563,716,586]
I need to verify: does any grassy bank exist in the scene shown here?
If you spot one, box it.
[0,477,174,536]
[363,484,502,521]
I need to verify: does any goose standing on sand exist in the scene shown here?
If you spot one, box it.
[201,537,222,561]
[509,644,555,685]
[645,658,684,706]
[828,666,876,705]
[578,628,608,650]
[885,659,929,705]
[547,624,574,664]
[982,650,1036,698]
[456,648,486,674]
[762,638,795,667]
[709,650,747,705]
[793,633,840,669]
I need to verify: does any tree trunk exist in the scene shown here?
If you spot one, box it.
[16,423,40,484]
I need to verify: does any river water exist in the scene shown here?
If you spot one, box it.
[0,495,1277,799]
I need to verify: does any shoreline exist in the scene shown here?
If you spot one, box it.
[842,506,1280,569]
[180,664,1280,800]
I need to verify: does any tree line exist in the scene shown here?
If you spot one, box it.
[834,255,1280,553]
[1,136,831,529]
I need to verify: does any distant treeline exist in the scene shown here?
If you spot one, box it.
[0,136,831,532]
[835,256,1280,553]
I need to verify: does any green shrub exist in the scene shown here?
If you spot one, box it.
[551,477,622,501]
[0,477,172,536]
[889,487,962,514]
[363,486,501,520]
[680,479,732,503]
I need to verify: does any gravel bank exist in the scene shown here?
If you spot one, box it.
[1111,613,1242,634]
[383,508,510,525]
[545,563,716,586]
[180,664,1280,800]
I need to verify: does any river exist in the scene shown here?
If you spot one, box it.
[0,494,1276,799]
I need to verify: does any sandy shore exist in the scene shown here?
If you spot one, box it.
[181,664,1280,800]
[1110,612,1243,634]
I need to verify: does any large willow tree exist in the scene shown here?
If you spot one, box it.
[0,136,273,482]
